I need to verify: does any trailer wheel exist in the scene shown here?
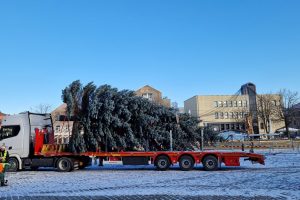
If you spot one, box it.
[155,156,171,171]
[202,156,219,171]
[7,158,19,172]
[57,157,74,172]
[179,155,195,171]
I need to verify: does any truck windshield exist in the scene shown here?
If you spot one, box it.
[0,125,20,140]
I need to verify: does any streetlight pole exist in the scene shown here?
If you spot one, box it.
[201,128,204,151]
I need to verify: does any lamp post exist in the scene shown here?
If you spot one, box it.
[201,128,204,151]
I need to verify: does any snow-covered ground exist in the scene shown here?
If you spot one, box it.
[0,150,299,199]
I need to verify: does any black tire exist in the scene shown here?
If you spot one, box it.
[155,155,171,171]
[79,157,91,170]
[179,156,195,171]
[202,155,219,171]
[57,157,74,172]
[7,158,19,172]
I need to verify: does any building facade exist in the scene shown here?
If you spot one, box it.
[0,112,6,127]
[185,95,251,132]
[292,103,300,129]
[51,104,73,144]
[184,84,284,134]
[136,85,171,107]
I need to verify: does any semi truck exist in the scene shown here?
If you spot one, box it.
[0,112,265,172]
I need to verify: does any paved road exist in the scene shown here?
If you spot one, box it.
[0,152,299,200]
[0,195,283,200]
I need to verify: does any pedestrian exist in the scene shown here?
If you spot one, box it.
[0,145,9,186]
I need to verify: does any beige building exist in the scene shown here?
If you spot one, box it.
[136,85,171,107]
[51,104,73,144]
[184,94,284,134]
[292,103,300,129]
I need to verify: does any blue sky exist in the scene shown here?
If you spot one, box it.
[0,0,299,114]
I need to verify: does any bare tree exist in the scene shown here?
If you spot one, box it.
[274,89,299,138]
[30,104,52,114]
[232,105,250,132]
[256,94,278,134]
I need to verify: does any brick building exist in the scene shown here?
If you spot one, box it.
[136,85,171,107]
[51,104,73,144]
[0,112,6,127]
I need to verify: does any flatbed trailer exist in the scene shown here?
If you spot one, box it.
[1,112,265,172]
[34,129,265,172]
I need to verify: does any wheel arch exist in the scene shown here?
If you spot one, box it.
[153,154,171,165]
[201,154,219,163]
[8,154,22,170]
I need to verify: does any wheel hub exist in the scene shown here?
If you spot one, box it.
[182,159,191,168]
[158,160,166,168]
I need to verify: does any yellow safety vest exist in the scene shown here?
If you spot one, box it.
[0,150,7,163]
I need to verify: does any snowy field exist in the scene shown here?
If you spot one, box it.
[0,150,299,200]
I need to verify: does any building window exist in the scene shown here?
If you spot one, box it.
[55,126,60,132]
[226,124,230,130]
[224,101,228,107]
[219,101,223,107]
[260,123,264,129]
[233,101,237,107]
[215,112,219,119]
[224,112,229,119]
[230,112,234,119]
[228,101,233,107]
[272,100,277,106]
[239,112,243,119]
[238,101,242,107]
[221,124,225,131]
[235,112,239,119]
[241,124,245,130]
[142,93,153,101]
[214,101,218,107]
[231,124,235,130]
[220,112,224,119]
[243,101,248,107]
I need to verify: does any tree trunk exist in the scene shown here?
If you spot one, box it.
[284,118,290,139]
